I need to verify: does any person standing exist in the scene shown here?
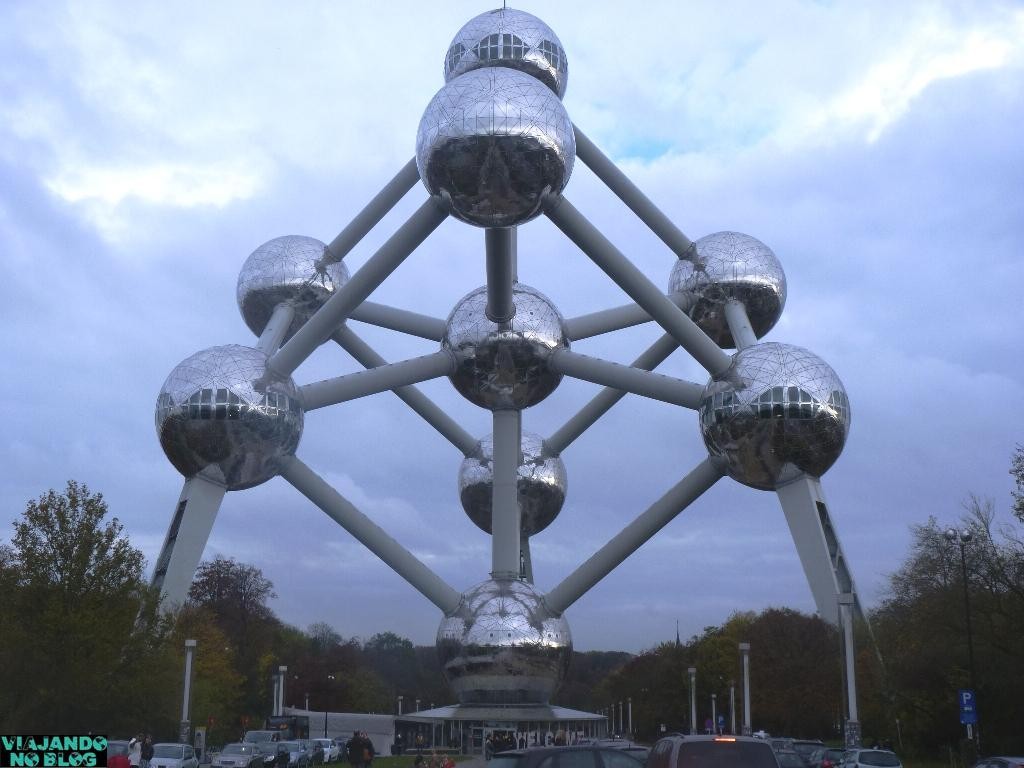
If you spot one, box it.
[128,736,142,768]
[140,736,154,768]
[347,731,365,768]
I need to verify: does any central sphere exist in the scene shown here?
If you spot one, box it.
[437,579,571,705]
[416,67,575,228]
[444,8,569,98]
[443,283,568,410]
[699,342,850,491]
[155,345,303,491]
[668,231,786,349]
[459,431,567,535]
[236,235,350,343]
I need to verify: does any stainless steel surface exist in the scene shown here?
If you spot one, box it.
[459,430,567,535]
[237,236,350,344]
[443,8,569,98]
[417,67,574,227]
[443,282,568,409]
[549,348,703,409]
[699,342,850,490]
[156,345,303,490]
[668,231,786,349]
[436,578,572,704]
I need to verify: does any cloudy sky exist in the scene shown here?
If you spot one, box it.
[2,1,1022,655]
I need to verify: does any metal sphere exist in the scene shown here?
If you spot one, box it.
[237,235,350,342]
[459,431,567,535]
[699,342,850,491]
[437,578,571,705]
[416,67,575,227]
[155,345,303,491]
[443,283,568,410]
[668,231,786,349]
[444,8,569,99]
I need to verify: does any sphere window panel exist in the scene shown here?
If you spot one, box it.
[446,42,467,72]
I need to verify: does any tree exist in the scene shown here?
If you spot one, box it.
[0,481,169,732]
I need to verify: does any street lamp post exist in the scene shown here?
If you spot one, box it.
[688,667,697,735]
[326,674,336,737]
[711,693,717,734]
[398,695,403,716]
[739,643,751,736]
[729,681,736,735]
[628,697,633,739]
[180,639,197,743]
[945,527,978,749]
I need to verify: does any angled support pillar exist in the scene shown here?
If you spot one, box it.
[348,301,446,341]
[490,409,522,580]
[151,475,227,610]
[299,350,454,410]
[549,348,703,409]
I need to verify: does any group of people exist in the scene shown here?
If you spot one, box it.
[484,729,573,758]
[412,751,456,768]
[109,734,153,768]
[346,730,376,768]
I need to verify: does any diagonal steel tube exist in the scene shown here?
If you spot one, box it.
[573,125,696,260]
[547,332,681,455]
[564,293,690,340]
[270,197,448,377]
[280,455,461,613]
[348,301,446,341]
[724,299,758,350]
[300,350,455,410]
[544,458,724,614]
[332,327,477,456]
[545,195,731,377]
[549,348,703,409]
[326,157,421,261]
[255,303,297,355]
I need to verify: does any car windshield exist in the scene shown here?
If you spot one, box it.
[223,745,255,755]
[676,741,779,768]
[778,753,806,768]
[490,755,523,768]
[280,742,300,751]
[858,753,900,767]
[154,745,184,758]
[245,733,274,743]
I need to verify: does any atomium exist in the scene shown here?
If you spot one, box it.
[443,283,568,410]
[459,431,567,535]
[155,345,303,491]
[668,231,786,349]
[237,235,350,342]
[436,578,572,705]
[699,342,850,491]
[444,8,569,99]
[416,67,575,227]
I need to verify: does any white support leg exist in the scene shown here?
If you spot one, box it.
[491,409,522,580]
[151,475,227,610]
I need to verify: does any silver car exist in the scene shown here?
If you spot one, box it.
[150,743,199,768]
[839,750,901,768]
[214,743,268,768]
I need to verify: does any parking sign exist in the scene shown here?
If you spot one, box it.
[958,689,978,725]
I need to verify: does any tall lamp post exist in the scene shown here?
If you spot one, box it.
[688,667,697,735]
[945,527,978,749]
[326,674,335,737]
[739,643,751,736]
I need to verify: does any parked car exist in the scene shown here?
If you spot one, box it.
[770,740,795,754]
[312,739,339,763]
[150,743,200,768]
[299,739,324,765]
[649,735,781,768]
[214,743,269,768]
[838,750,902,768]
[277,741,310,768]
[972,758,1024,768]
[810,747,846,768]
[777,751,808,768]
[244,732,282,746]
[488,745,647,768]
[792,742,825,766]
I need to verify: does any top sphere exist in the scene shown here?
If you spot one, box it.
[444,8,569,98]
[237,235,350,342]
[155,345,303,491]
[668,231,786,349]
[416,67,575,228]
[699,342,850,491]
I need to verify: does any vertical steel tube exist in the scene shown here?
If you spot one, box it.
[256,303,297,355]
[740,643,752,735]
[486,228,516,323]
[723,300,758,350]
[491,409,522,579]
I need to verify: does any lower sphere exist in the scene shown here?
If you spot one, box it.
[155,345,303,491]
[699,342,850,490]
[459,431,567,535]
[437,578,571,705]
[443,283,567,410]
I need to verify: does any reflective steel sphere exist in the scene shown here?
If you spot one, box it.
[437,578,571,705]
[443,283,568,410]
[444,8,569,98]
[237,235,350,342]
[699,342,850,491]
[668,231,786,349]
[459,431,567,535]
[155,345,303,491]
[416,67,575,227]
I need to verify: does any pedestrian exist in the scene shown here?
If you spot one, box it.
[362,732,375,768]
[140,736,154,768]
[484,735,493,762]
[275,744,289,768]
[128,735,142,768]
[347,731,365,768]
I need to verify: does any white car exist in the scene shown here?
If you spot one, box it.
[150,743,199,768]
[312,739,340,763]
